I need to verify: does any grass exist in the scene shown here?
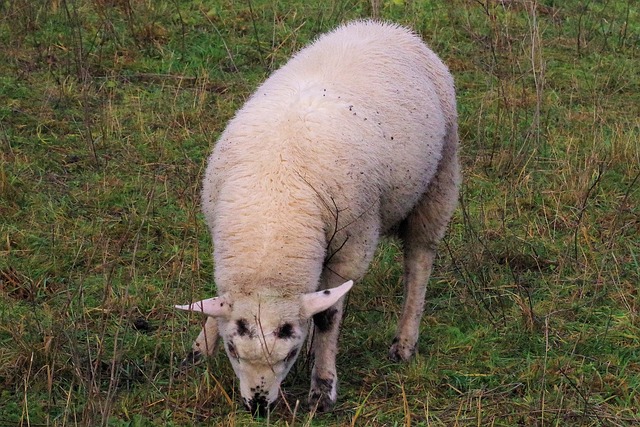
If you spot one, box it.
[1,0,639,425]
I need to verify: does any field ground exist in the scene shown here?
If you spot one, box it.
[1,0,639,425]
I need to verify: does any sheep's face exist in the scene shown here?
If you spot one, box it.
[175,280,353,417]
[218,311,307,416]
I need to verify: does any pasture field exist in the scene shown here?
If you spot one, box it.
[1,0,639,425]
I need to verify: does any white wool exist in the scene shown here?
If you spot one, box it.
[202,20,456,297]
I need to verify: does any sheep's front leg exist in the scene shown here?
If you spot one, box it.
[308,291,345,412]
[183,317,220,366]
[309,247,375,410]
[309,211,380,411]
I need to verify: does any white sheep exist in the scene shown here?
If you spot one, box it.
[176,20,460,416]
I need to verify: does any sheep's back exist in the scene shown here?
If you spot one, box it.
[202,21,456,288]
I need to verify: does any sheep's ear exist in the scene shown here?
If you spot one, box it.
[175,295,232,318]
[301,280,353,318]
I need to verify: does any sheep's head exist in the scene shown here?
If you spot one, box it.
[176,280,353,416]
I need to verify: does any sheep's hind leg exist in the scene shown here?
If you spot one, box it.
[388,241,437,362]
[389,134,460,362]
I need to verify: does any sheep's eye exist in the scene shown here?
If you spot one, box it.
[227,342,239,360]
[284,348,298,363]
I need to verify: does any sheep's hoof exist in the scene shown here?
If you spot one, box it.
[174,349,203,377]
[308,377,336,412]
[388,338,416,362]
[308,392,336,413]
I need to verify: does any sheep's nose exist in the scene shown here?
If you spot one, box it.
[245,394,274,418]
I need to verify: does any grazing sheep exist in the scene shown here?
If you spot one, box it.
[176,20,460,416]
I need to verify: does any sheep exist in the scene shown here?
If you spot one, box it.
[175,20,460,416]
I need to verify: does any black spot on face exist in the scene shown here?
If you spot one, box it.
[275,322,295,339]
[236,318,250,336]
[313,308,337,333]
[323,290,330,295]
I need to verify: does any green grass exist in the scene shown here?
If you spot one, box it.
[1,0,639,425]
